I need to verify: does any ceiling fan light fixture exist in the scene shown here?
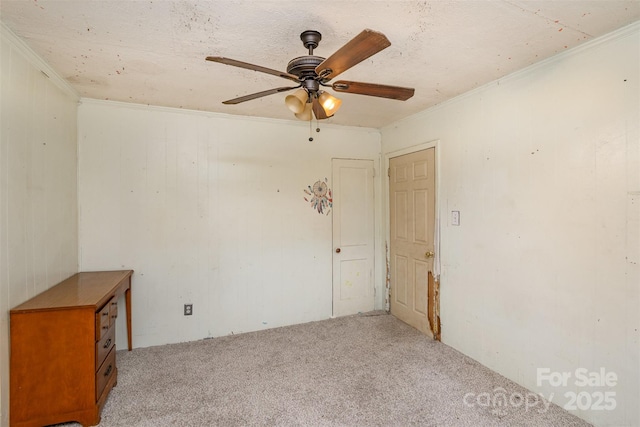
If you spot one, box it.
[318,91,342,117]
[294,101,313,121]
[285,88,309,114]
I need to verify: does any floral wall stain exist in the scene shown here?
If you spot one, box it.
[304,178,332,215]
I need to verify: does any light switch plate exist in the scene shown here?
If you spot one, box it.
[452,211,460,226]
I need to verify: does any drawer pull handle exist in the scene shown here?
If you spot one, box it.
[102,325,109,330]
[102,312,108,317]
[103,338,112,349]
[104,364,113,377]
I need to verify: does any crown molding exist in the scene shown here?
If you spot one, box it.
[1,22,79,100]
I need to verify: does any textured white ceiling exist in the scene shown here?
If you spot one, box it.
[1,1,638,128]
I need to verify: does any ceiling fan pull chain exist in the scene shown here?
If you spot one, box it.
[309,116,314,142]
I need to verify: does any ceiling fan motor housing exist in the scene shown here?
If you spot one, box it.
[286,55,324,79]
[286,30,329,95]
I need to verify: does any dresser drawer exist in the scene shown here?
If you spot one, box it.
[109,298,118,327]
[96,323,115,369]
[96,297,118,340]
[96,347,116,401]
[95,300,111,341]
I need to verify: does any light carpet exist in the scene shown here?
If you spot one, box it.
[58,312,590,426]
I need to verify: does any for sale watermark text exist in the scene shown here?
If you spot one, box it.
[537,368,617,411]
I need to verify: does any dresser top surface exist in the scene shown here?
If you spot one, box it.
[11,270,133,313]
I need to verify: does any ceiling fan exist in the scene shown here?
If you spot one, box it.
[205,29,415,120]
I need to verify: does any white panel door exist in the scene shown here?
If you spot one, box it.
[332,159,375,317]
[389,148,436,335]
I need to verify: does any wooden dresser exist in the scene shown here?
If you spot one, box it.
[10,270,133,427]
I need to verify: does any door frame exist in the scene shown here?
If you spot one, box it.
[383,140,441,323]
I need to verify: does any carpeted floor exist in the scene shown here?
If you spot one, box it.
[58,312,590,426]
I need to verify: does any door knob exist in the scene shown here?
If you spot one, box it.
[425,251,435,258]
[336,248,341,253]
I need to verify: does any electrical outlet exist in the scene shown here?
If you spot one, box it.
[184,304,193,316]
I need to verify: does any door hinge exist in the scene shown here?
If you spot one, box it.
[387,167,390,177]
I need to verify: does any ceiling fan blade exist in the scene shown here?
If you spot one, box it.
[312,97,328,120]
[332,80,415,101]
[206,56,300,82]
[315,29,391,80]
[222,86,300,105]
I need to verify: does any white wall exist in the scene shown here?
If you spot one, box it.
[381,23,639,427]
[0,25,79,426]
[78,100,382,349]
